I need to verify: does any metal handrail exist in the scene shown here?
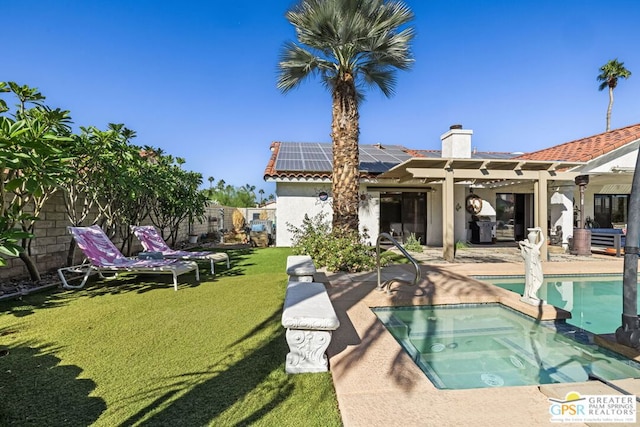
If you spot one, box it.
[376,232,421,294]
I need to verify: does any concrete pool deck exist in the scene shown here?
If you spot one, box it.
[322,248,640,427]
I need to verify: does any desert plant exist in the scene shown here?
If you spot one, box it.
[403,233,423,253]
[288,212,384,272]
[455,240,469,250]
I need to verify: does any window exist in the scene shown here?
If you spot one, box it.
[594,194,628,228]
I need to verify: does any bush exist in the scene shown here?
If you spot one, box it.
[455,240,468,250]
[403,233,423,253]
[287,213,384,272]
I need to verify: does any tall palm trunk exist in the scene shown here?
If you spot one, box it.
[606,86,614,131]
[331,74,360,233]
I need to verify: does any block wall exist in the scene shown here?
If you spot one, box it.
[0,196,269,280]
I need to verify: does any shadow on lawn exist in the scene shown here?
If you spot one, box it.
[0,290,80,318]
[121,319,293,426]
[81,247,259,295]
[0,247,261,315]
[0,335,106,426]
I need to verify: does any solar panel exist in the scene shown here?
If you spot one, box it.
[274,142,413,173]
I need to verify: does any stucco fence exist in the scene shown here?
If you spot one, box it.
[0,193,275,280]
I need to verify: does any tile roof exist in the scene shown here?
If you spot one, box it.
[515,123,640,162]
[264,142,332,180]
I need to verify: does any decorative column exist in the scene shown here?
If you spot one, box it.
[442,168,455,262]
[285,329,333,373]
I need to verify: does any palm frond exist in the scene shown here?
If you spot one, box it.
[359,64,397,98]
[279,0,415,99]
[597,58,631,90]
[278,42,324,92]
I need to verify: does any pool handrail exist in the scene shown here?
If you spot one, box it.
[376,232,421,294]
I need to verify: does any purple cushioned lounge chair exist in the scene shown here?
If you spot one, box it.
[58,225,199,291]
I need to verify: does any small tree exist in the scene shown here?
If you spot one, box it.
[0,82,72,279]
[59,128,108,265]
[151,162,207,247]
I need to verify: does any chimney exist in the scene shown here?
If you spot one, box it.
[441,124,473,158]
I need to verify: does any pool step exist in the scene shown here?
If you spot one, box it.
[376,312,409,338]
[407,325,520,340]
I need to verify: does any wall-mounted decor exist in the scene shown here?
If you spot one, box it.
[465,194,483,214]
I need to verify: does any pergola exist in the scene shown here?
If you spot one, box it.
[378,157,586,261]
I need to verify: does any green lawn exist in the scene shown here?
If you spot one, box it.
[0,247,343,426]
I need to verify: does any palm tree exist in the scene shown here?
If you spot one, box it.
[207,176,214,198]
[278,0,415,233]
[597,59,631,131]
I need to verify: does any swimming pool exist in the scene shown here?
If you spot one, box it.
[477,274,639,335]
[373,304,640,390]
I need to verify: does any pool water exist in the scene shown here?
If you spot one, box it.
[478,274,639,335]
[373,304,640,390]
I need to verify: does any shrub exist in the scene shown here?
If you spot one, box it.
[455,240,468,250]
[403,233,423,253]
[287,213,384,272]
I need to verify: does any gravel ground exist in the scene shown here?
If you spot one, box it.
[0,271,61,300]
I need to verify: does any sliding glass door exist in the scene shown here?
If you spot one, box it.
[379,192,426,244]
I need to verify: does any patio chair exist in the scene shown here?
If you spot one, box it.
[130,225,230,274]
[58,225,199,291]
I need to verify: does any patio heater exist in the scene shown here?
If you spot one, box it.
[615,150,640,348]
[571,175,591,256]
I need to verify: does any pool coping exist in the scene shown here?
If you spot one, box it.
[322,258,640,427]
[373,302,640,390]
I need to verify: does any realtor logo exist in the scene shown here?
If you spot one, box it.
[549,392,636,423]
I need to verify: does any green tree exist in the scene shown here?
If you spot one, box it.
[82,123,157,255]
[150,156,207,247]
[0,82,73,279]
[597,59,631,131]
[205,179,263,207]
[59,129,102,266]
[278,0,414,233]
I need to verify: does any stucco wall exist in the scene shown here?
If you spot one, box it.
[275,182,380,247]
[581,141,638,174]
[275,182,333,247]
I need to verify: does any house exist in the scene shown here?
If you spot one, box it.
[264,123,640,261]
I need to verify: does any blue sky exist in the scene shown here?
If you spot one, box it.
[5,1,640,195]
